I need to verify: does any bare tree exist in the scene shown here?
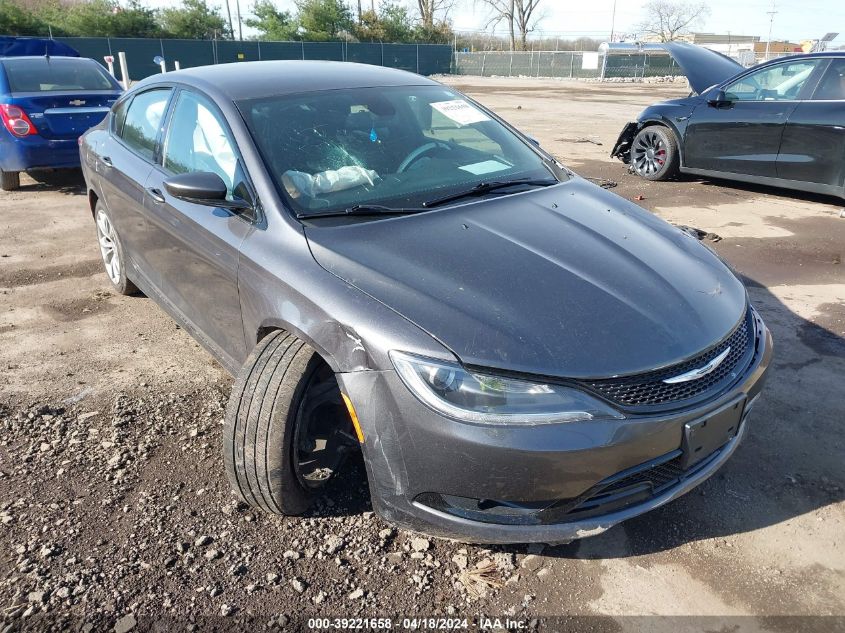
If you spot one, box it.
[476,0,515,50]
[638,0,709,42]
[416,0,454,28]
[476,0,542,51]
[512,0,542,50]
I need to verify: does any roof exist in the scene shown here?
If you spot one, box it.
[0,36,79,58]
[755,51,845,66]
[0,56,94,63]
[135,60,438,101]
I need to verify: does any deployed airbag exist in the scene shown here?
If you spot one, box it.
[282,166,378,199]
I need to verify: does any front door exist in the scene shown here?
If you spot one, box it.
[778,58,845,189]
[142,88,254,368]
[684,59,823,178]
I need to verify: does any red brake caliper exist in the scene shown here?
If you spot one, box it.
[655,148,666,166]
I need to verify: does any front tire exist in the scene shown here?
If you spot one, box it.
[223,331,351,515]
[1,170,20,191]
[94,203,138,295]
[630,125,679,181]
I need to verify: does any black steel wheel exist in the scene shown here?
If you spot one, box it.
[223,331,356,515]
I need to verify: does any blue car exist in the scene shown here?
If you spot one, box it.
[0,55,123,190]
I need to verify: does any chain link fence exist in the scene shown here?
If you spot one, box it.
[452,51,683,80]
[54,37,453,82]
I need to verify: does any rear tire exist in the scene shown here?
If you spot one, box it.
[631,126,679,181]
[224,331,349,515]
[1,170,20,191]
[94,202,138,296]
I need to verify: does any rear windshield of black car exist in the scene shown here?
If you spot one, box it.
[2,58,115,92]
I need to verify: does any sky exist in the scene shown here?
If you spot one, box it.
[142,0,844,46]
[448,0,843,43]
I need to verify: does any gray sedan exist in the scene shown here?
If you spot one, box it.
[80,61,772,543]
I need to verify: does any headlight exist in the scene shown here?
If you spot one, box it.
[390,351,623,426]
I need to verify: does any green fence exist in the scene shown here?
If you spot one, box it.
[54,37,452,82]
[452,51,682,80]
[604,53,682,79]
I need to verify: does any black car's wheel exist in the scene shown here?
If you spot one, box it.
[1,170,20,191]
[631,126,679,181]
[223,331,354,515]
[94,202,138,296]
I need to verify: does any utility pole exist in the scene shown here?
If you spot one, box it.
[235,0,243,41]
[223,0,234,40]
[764,0,777,60]
[609,0,617,42]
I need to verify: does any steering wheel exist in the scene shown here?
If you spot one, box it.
[397,141,451,173]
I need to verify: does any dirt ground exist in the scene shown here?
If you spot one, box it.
[1,77,844,632]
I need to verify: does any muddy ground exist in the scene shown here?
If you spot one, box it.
[1,78,843,632]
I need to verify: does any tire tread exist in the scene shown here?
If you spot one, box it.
[223,331,317,516]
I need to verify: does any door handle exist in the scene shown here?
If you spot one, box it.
[100,155,113,167]
[147,187,166,204]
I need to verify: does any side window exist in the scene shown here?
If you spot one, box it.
[811,60,845,100]
[120,88,171,160]
[162,91,239,200]
[724,60,820,101]
[111,98,129,136]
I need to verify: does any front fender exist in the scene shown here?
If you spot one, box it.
[611,100,697,165]
[236,220,453,376]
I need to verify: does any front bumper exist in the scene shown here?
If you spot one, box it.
[610,121,639,163]
[0,135,81,172]
[339,315,773,544]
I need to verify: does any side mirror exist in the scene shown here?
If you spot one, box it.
[163,171,251,211]
[526,134,541,147]
[707,90,732,107]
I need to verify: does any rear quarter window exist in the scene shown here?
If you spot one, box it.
[111,98,130,136]
[2,58,115,92]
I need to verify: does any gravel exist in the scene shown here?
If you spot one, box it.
[0,387,557,628]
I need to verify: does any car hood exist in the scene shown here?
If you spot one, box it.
[662,42,744,94]
[305,179,747,379]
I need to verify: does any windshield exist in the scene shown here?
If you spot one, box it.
[2,58,116,93]
[238,85,564,216]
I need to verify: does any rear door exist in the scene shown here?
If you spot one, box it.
[777,58,845,189]
[141,88,252,365]
[1,57,122,139]
[96,87,173,283]
[683,59,823,177]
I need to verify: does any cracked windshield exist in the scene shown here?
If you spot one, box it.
[239,85,564,215]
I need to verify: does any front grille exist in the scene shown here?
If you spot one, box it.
[583,310,754,408]
[598,455,684,496]
[563,448,721,519]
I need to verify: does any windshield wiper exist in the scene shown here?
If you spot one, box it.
[297,204,427,220]
[422,178,558,208]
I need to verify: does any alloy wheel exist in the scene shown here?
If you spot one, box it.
[632,129,667,176]
[95,209,121,285]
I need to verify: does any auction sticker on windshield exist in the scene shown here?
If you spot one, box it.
[459,160,510,175]
[431,99,491,126]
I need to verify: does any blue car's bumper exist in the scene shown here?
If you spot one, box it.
[0,134,81,172]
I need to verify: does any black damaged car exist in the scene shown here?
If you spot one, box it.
[612,44,845,200]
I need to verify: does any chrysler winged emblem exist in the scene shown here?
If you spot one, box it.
[69,99,86,106]
[663,347,731,384]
